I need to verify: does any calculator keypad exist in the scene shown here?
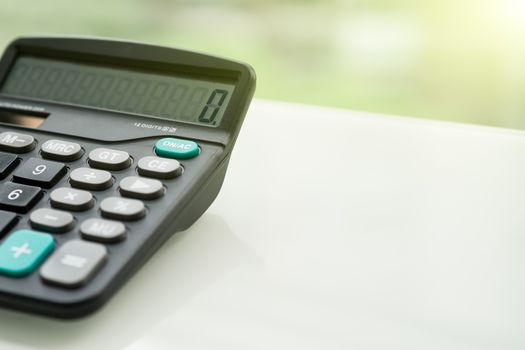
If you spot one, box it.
[13,158,67,188]
[0,131,199,291]
[70,167,113,190]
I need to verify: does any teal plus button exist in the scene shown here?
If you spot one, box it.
[155,138,199,159]
[0,230,55,277]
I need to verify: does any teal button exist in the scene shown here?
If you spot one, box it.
[0,230,55,277]
[155,138,199,160]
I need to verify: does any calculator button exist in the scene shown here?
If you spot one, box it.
[30,208,74,233]
[137,156,182,179]
[50,187,94,211]
[0,230,54,277]
[80,218,126,243]
[0,152,19,179]
[88,148,131,170]
[41,139,83,161]
[40,240,107,288]
[100,197,145,221]
[13,158,67,188]
[70,167,113,190]
[0,132,36,153]
[0,182,42,213]
[154,138,199,159]
[0,210,17,236]
[119,176,164,200]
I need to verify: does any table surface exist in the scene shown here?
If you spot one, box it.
[0,99,524,349]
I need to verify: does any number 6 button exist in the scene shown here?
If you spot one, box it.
[0,182,42,213]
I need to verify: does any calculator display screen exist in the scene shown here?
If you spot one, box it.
[0,56,235,127]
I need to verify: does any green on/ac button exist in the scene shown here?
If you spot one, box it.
[155,138,199,159]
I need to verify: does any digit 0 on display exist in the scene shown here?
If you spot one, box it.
[198,89,228,125]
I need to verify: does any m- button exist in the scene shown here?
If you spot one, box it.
[137,156,182,179]
[0,131,36,153]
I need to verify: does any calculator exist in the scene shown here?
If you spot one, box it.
[0,37,255,318]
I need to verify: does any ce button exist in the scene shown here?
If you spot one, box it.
[137,156,183,179]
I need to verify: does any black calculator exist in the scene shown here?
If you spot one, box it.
[0,37,255,318]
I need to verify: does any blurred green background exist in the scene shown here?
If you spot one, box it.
[1,0,524,128]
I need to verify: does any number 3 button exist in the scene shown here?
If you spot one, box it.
[13,158,67,188]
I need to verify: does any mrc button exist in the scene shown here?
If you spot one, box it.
[41,139,83,161]
[155,138,199,159]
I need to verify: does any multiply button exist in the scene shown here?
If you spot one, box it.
[0,132,35,153]
[30,208,74,233]
[100,197,145,221]
[41,139,83,161]
[50,187,94,211]
[155,137,199,159]
[137,156,182,179]
[40,240,107,288]
[0,230,54,277]
[88,148,131,170]
[70,167,113,190]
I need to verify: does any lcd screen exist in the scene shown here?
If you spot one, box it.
[0,56,234,127]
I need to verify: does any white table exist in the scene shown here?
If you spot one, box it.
[0,99,524,349]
